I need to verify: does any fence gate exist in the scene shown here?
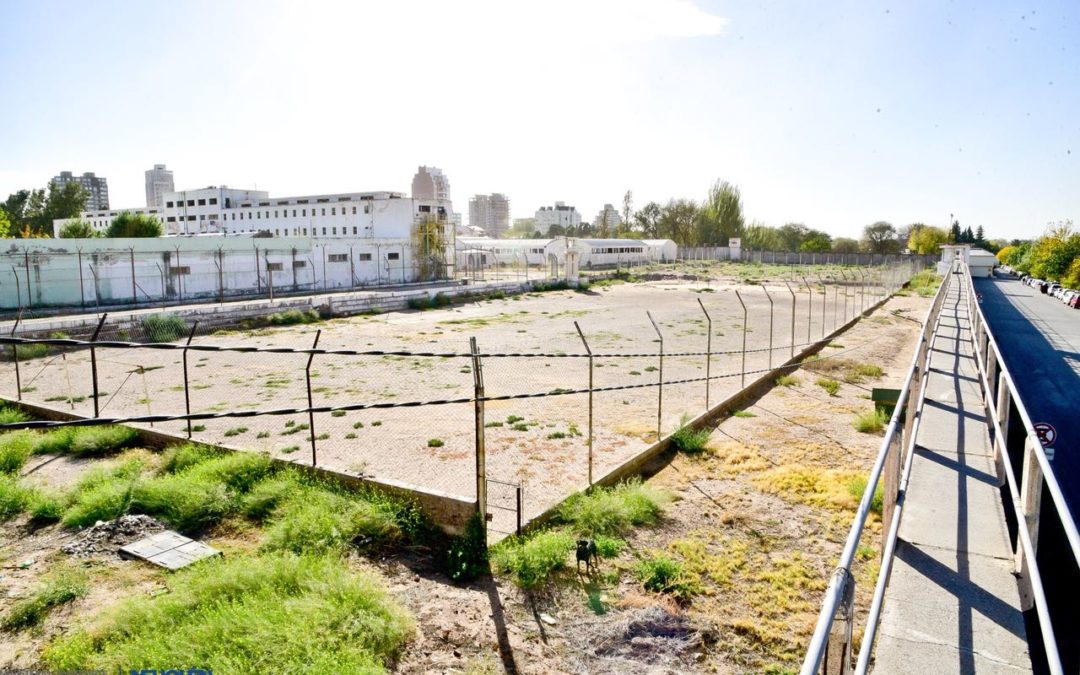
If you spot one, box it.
[486,478,523,539]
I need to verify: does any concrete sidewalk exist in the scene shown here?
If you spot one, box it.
[873,277,1031,673]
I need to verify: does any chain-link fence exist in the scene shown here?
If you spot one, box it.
[0,259,928,532]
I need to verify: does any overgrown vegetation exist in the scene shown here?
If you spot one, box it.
[407,292,452,311]
[266,309,321,325]
[816,378,841,396]
[636,554,700,601]
[141,314,189,342]
[670,414,710,453]
[2,568,88,631]
[853,408,888,434]
[776,374,800,387]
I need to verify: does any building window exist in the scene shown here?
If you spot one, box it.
[418,205,431,213]
[209,198,218,205]
[352,206,357,214]
[387,252,400,260]
[322,227,327,235]
[303,228,308,236]
[331,207,336,216]
[166,201,174,208]
[364,205,370,214]
[328,254,348,263]
[321,208,326,216]
[359,253,372,261]
[332,227,337,235]
[166,216,176,222]
[256,212,260,219]
[188,215,196,221]
[293,260,307,268]
[353,227,357,235]
[267,262,284,272]
[171,266,192,275]
[274,210,278,218]
[187,199,195,206]
[302,209,306,217]
[292,210,296,217]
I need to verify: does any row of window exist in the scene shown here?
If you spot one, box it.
[595,247,644,254]
[171,252,398,275]
[166,198,219,208]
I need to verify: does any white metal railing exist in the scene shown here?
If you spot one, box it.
[802,260,1080,674]
[799,262,953,675]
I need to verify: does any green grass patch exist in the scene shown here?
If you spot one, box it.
[331,410,346,417]
[670,415,710,453]
[261,488,401,554]
[2,568,88,631]
[66,426,139,457]
[141,314,189,343]
[816,378,841,396]
[775,374,800,387]
[62,478,135,528]
[847,476,884,515]
[490,529,575,588]
[130,474,232,533]
[13,343,50,360]
[0,473,34,520]
[0,431,34,474]
[557,479,670,537]
[853,409,889,434]
[265,309,321,326]
[28,490,65,525]
[635,554,700,600]
[427,438,444,448]
[43,553,412,673]
[0,406,29,425]
[223,426,248,437]
[732,410,756,418]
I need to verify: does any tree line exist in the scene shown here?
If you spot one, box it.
[997,221,1079,287]
[1,182,161,239]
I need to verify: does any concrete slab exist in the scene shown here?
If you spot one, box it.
[119,530,221,570]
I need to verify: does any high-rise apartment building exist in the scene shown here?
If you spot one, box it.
[592,204,622,233]
[535,202,580,234]
[52,171,109,210]
[411,166,450,201]
[144,164,175,207]
[469,193,510,238]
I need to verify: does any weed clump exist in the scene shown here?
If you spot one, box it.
[816,378,841,396]
[130,475,232,533]
[490,529,575,588]
[847,476,884,514]
[0,431,35,474]
[636,554,700,600]
[141,314,189,343]
[0,406,29,425]
[2,569,88,631]
[775,374,800,387]
[265,309,321,326]
[853,409,888,434]
[66,426,139,457]
[0,474,34,520]
[261,489,401,554]
[670,415,710,453]
[447,513,488,582]
[558,479,669,537]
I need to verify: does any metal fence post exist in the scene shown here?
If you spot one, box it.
[182,321,199,439]
[785,281,796,358]
[833,283,840,333]
[306,330,322,466]
[646,311,664,441]
[735,290,747,388]
[819,275,827,339]
[800,275,813,343]
[470,337,488,527]
[90,314,107,418]
[697,298,712,409]
[760,285,774,369]
[516,484,523,536]
[574,321,594,486]
[130,248,137,304]
[10,310,22,400]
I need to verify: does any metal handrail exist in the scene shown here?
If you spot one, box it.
[800,263,953,675]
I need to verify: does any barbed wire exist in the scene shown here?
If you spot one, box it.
[0,331,881,430]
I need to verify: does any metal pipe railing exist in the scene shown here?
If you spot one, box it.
[800,263,953,675]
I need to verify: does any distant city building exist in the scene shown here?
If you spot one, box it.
[535,202,580,234]
[144,164,175,207]
[592,204,622,232]
[411,166,450,201]
[469,193,510,238]
[52,171,109,211]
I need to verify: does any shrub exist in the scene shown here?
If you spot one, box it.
[141,314,189,343]
[853,363,883,379]
[0,474,34,520]
[43,553,412,673]
[490,529,575,588]
[330,410,346,418]
[28,490,65,525]
[67,426,138,457]
[558,479,670,536]
[2,569,88,631]
[427,438,444,448]
[670,415,710,453]
[0,406,29,425]
[447,513,488,582]
[853,409,888,434]
[593,535,626,558]
[635,554,700,600]
[816,378,841,396]
[266,309,321,326]
[62,480,134,528]
[0,431,35,474]
[261,490,400,554]
[161,444,219,473]
[776,374,800,387]
[130,475,232,533]
[14,343,50,360]
[223,427,248,437]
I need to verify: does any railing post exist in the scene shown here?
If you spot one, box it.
[822,569,855,675]
[89,314,107,417]
[993,370,1011,487]
[574,321,595,486]
[470,337,488,528]
[785,281,797,358]
[182,321,199,439]
[1015,435,1043,611]
[697,298,712,408]
[647,311,664,441]
[10,311,22,400]
[305,330,321,466]
[735,290,747,388]
[760,285,774,369]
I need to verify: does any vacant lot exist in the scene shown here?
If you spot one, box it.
[1,264,903,527]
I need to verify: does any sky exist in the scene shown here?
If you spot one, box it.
[0,0,1077,241]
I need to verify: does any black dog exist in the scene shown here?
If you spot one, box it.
[576,539,599,573]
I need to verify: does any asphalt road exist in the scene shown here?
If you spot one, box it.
[974,273,1080,516]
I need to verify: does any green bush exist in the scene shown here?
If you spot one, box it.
[266,309,321,326]
[183,452,273,493]
[130,475,232,533]
[490,529,575,588]
[262,489,400,554]
[776,374,800,387]
[43,553,412,673]
[14,343,50,360]
[62,480,134,528]
[0,474,34,520]
[427,438,444,448]
[28,490,65,525]
[447,513,488,582]
[558,479,669,536]
[67,426,138,457]
[635,554,700,600]
[853,409,889,434]
[240,474,302,521]
[593,534,626,558]
[816,378,841,396]
[0,431,35,474]
[847,476,884,515]
[141,314,189,343]
[0,406,29,425]
[2,569,88,631]
[670,415,710,453]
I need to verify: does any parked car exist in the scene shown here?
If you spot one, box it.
[1070,294,1080,309]
[1046,282,1060,296]
[1062,289,1076,305]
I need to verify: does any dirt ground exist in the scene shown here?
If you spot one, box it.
[1,287,930,673]
[1,264,903,533]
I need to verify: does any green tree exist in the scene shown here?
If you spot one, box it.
[862,221,900,254]
[0,208,9,238]
[799,230,832,252]
[632,202,662,238]
[949,221,961,243]
[777,223,809,251]
[658,199,698,246]
[696,180,744,245]
[907,225,950,255]
[742,222,782,250]
[621,190,633,238]
[106,212,163,238]
[832,237,861,254]
[58,219,99,238]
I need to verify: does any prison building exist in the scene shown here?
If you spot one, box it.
[455,237,676,271]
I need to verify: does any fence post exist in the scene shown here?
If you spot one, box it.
[574,321,594,486]
[819,275,827,339]
[470,337,488,527]
[306,330,322,466]
[516,484,523,536]
[130,248,137,304]
[735,290,747,388]
[800,275,813,343]
[11,265,21,312]
[1014,435,1043,611]
[182,321,199,439]
[24,252,32,309]
[697,298,712,409]
[822,569,856,675]
[760,285,774,369]
[646,311,664,441]
[77,248,86,309]
[784,281,796,358]
[90,314,107,418]
[10,310,22,400]
[859,268,867,312]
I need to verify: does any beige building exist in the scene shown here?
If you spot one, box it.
[411,166,450,201]
[469,193,510,238]
[144,164,175,207]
